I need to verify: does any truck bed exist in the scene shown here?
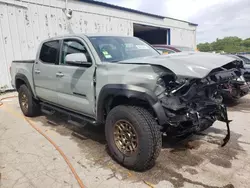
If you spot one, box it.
[10,60,35,89]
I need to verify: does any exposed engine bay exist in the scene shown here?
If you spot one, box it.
[154,60,244,146]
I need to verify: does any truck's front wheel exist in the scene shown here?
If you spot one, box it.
[105,105,162,171]
[18,85,40,117]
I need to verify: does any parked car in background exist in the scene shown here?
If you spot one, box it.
[222,54,250,100]
[153,45,195,54]
[225,54,250,82]
[235,54,250,82]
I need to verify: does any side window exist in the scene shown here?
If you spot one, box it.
[61,39,92,65]
[39,40,60,64]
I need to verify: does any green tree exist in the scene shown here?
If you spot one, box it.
[197,42,211,52]
[198,36,250,53]
[242,38,250,48]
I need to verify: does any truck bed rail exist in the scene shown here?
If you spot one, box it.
[12,60,34,63]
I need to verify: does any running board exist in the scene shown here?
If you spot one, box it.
[41,102,97,125]
[68,119,87,128]
[41,108,55,115]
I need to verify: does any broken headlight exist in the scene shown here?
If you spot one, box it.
[236,75,245,82]
[154,77,166,96]
[170,77,192,95]
[175,77,189,84]
[154,76,192,96]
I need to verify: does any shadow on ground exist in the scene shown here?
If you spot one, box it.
[32,112,241,188]
[225,95,250,112]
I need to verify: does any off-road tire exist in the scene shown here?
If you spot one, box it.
[105,105,162,171]
[18,85,40,117]
[133,106,162,168]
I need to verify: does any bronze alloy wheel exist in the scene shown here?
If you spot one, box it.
[114,120,138,155]
[106,105,162,170]
[20,92,28,112]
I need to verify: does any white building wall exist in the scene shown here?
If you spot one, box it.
[0,0,197,88]
[171,28,197,49]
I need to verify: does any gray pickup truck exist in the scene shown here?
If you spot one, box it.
[11,34,244,171]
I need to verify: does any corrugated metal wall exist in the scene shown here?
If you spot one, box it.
[171,27,196,48]
[0,0,196,89]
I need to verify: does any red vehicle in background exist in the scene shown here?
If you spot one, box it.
[153,45,196,54]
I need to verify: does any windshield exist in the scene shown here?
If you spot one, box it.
[88,36,159,62]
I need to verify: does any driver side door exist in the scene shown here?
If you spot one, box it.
[56,38,96,117]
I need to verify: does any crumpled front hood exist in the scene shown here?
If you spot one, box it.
[120,52,238,78]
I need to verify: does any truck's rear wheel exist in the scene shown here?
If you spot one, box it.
[105,105,162,171]
[18,85,40,117]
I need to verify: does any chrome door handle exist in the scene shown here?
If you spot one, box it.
[56,72,64,77]
[34,69,40,74]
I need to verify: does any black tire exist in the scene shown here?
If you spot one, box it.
[18,85,40,117]
[133,106,162,168]
[105,105,162,171]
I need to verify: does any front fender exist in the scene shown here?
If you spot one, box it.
[96,84,168,125]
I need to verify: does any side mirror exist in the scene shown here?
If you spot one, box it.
[65,53,92,66]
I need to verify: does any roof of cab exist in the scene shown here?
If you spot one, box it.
[41,34,135,42]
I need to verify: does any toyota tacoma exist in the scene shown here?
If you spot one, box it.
[11,34,244,171]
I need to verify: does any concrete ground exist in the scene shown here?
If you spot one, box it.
[1,92,250,188]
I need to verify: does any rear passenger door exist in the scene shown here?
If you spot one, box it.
[33,40,60,104]
[56,38,96,117]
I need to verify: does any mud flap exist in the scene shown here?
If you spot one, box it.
[219,105,232,147]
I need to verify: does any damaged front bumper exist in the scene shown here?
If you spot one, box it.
[156,67,241,146]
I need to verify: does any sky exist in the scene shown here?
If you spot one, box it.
[98,0,250,43]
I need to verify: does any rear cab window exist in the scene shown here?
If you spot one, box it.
[39,40,60,64]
